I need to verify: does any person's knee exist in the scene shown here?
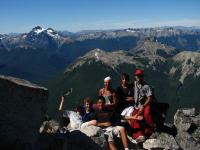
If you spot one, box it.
[108,141,117,150]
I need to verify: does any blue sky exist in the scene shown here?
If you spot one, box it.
[0,0,200,33]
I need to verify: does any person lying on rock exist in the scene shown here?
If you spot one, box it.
[58,95,96,130]
[93,96,130,150]
[129,69,156,143]
[99,76,118,110]
[58,95,82,129]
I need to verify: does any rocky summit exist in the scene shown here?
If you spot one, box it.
[37,108,200,150]
[0,75,199,150]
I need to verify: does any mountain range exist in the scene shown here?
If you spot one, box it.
[1,26,200,120]
[1,26,200,82]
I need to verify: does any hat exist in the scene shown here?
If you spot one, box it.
[135,69,144,76]
[104,76,111,82]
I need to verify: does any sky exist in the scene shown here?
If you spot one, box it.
[0,0,200,33]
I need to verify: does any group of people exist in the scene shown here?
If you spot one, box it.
[58,69,168,150]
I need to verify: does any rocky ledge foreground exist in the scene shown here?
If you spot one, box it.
[39,108,200,150]
[0,75,48,149]
[0,75,199,150]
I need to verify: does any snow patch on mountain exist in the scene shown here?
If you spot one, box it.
[46,28,60,38]
[126,28,136,33]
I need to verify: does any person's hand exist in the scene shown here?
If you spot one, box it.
[136,115,143,120]
[126,97,134,102]
[132,114,143,120]
[137,107,144,115]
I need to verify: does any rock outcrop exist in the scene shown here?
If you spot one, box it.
[0,75,48,149]
[143,108,200,150]
[143,132,180,150]
[175,108,200,150]
[38,122,141,150]
[37,125,108,150]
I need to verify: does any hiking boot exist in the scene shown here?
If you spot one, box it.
[135,135,145,143]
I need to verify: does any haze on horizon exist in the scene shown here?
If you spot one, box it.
[0,0,200,34]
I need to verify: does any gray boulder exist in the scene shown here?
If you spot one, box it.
[182,108,196,116]
[192,127,200,141]
[175,131,200,150]
[143,132,180,150]
[174,109,194,132]
[174,108,200,150]
[191,114,200,125]
[39,120,60,133]
[81,126,108,149]
[0,75,48,149]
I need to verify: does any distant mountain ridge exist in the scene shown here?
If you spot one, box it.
[65,49,143,73]
[0,26,200,82]
[1,26,200,51]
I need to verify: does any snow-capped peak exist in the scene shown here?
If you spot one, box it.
[32,26,45,34]
[126,28,136,33]
[29,26,60,38]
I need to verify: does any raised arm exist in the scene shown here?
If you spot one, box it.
[99,88,103,96]
[58,96,65,111]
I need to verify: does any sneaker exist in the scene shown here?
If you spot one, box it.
[135,135,145,143]
[127,135,137,144]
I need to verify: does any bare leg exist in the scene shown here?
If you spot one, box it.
[119,127,129,149]
[108,141,117,150]
[88,120,97,126]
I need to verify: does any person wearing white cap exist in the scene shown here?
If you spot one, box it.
[99,76,118,108]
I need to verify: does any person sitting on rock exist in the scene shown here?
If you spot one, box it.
[116,73,134,113]
[81,97,94,122]
[130,69,156,143]
[80,97,97,129]
[99,76,118,110]
[93,96,130,150]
